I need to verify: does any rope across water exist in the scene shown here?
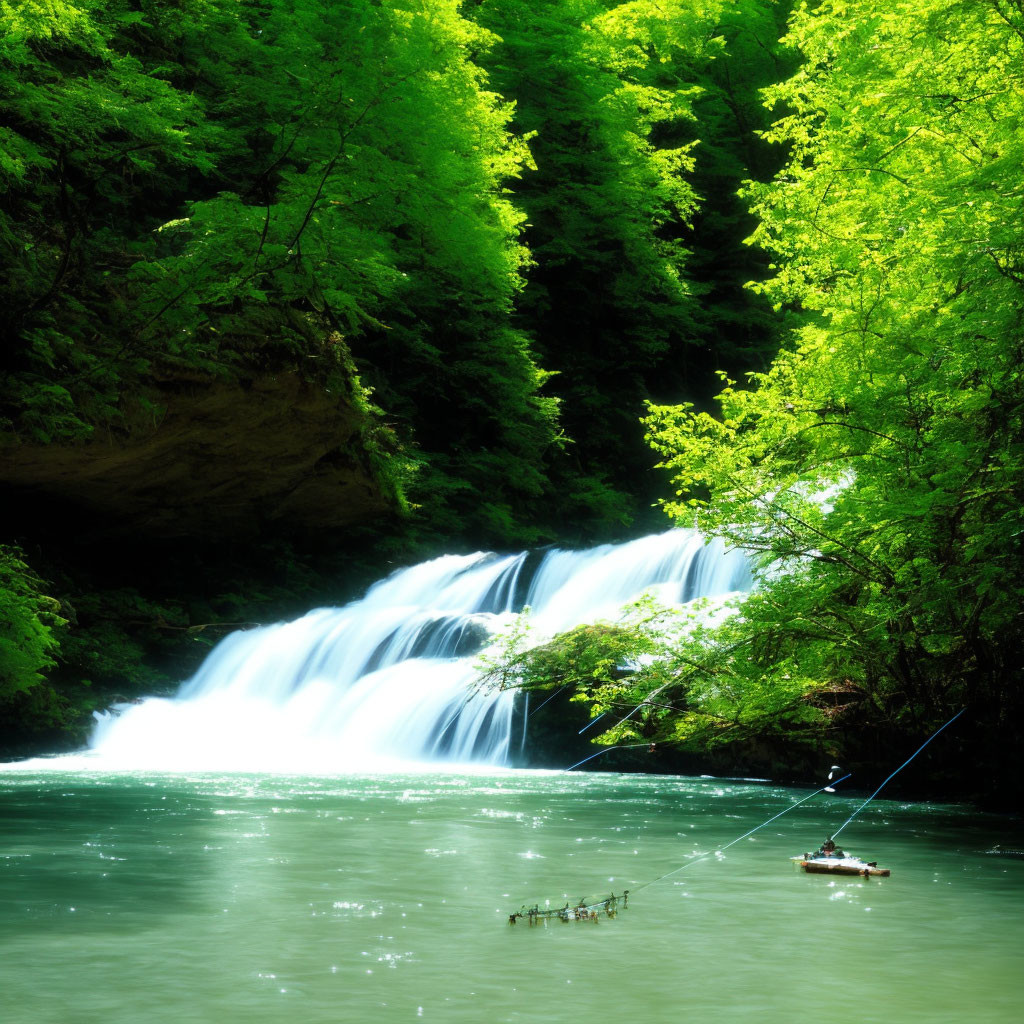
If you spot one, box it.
[508,773,852,920]
[830,708,966,841]
[628,774,852,897]
[508,709,967,921]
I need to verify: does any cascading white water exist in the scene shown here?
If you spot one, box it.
[86,530,750,771]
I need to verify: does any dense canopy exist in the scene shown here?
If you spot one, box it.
[2,0,1021,796]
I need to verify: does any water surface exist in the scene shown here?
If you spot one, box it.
[1,770,1020,1023]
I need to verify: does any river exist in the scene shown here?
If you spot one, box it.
[3,531,1021,1020]
[1,768,1021,1023]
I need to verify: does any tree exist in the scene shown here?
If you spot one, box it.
[470,0,722,534]
[132,0,561,544]
[0,0,227,438]
[679,0,796,381]
[1,0,566,546]
[640,0,1024,782]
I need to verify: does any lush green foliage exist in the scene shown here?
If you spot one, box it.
[136,0,561,542]
[682,0,796,374]
[480,604,662,697]
[640,0,1024,759]
[0,545,63,701]
[477,1,1024,790]
[0,0,562,541]
[1,0,223,437]
[1,0,793,750]
[2,0,789,547]
[472,0,788,532]
[5,0,1020,788]
[478,587,818,754]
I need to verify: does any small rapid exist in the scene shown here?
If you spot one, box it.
[84,530,750,771]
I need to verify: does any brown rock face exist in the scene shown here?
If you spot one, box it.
[0,373,394,540]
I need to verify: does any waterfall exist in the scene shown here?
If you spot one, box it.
[86,530,750,772]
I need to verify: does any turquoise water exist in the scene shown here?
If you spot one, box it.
[1,769,1021,1023]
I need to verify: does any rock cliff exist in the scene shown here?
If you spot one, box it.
[0,373,395,541]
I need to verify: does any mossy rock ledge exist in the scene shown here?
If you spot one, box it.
[0,372,395,542]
